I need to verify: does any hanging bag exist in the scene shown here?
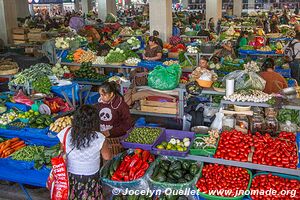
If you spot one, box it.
[46,127,72,200]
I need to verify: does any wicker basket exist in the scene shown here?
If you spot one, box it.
[106,136,125,157]
[213,87,225,93]
[124,63,138,67]
[0,62,19,75]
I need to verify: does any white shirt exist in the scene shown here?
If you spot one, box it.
[57,126,105,176]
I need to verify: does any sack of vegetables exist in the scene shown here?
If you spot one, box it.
[148,156,203,191]
[100,149,155,191]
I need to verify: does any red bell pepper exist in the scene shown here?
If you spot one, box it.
[124,175,129,181]
[141,151,150,162]
[134,148,143,155]
[140,162,149,171]
[128,154,140,169]
[148,154,155,163]
[133,169,145,180]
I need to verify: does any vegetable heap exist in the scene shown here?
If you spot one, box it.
[155,137,191,152]
[105,48,127,64]
[126,37,141,50]
[49,116,72,133]
[124,57,141,66]
[250,173,300,200]
[52,63,70,78]
[0,137,26,158]
[215,129,252,162]
[125,127,161,145]
[29,114,53,129]
[0,111,18,126]
[102,149,154,181]
[196,164,250,197]
[9,63,53,86]
[74,62,107,82]
[11,144,60,169]
[151,158,200,184]
[32,76,52,94]
[252,132,297,169]
[224,89,273,103]
[277,109,300,126]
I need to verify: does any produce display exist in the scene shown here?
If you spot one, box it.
[105,48,126,64]
[163,60,179,66]
[73,49,96,63]
[124,127,161,145]
[187,46,198,54]
[224,89,273,103]
[124,57,141,66]
[196,164,250,198]
[8,121,27,129]
[277,109,300,125]
[32,76,52,94]
[11,144,60,169]
[155,137,191,152]
[74,62,107,82]
[9,63,53,86]
[29,114,53,129]
[252,132,298,169]
[92,56,106,65]
[215,130,252,162]
[102,149,154,181]
[126,37,141,49]
[49,116,72,133]
[0,138,26,158]
[150,158,200,184]
[0,111,18,126]
[250,173,300,200]
[52,63,70,78]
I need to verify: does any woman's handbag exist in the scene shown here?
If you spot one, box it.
[46,127,72,200]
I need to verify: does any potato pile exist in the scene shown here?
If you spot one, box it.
[49,116,73,133]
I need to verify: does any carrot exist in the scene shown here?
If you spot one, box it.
[4,149,15,157]
[8,138,19,143]
[0,142,11,153]
[2,147,13,154]
[14,144,26,151]
[11,141,24,149]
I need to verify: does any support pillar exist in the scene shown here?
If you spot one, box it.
[233,0,242,17]
[206,0,222,28]
[149,0,172,42]
[97,0,117,22]
[82,0,92,15]
[0,0,18,44]
[15,0,30,18]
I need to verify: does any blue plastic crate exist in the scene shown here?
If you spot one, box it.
[275,66,292,78]
[287,79,297,87]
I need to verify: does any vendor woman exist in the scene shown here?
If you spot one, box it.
[96,81,133,156]
[143,36,163,61]
[198,57,209,69]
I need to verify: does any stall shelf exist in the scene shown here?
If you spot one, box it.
[221,100,300,110]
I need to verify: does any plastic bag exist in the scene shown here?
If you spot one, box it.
[148,64,182,90]
[223,70,266,91]
[280,121,298,132]
[13,90,34,106]
[210,111,224,130]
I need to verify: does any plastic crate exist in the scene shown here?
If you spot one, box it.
[196,169,253,200]
[248,172,300,200]
[287,78,297,87]
[275,66,292,78]
[189,135,219,156]
[121,127,164,151]
[151,129,195,157]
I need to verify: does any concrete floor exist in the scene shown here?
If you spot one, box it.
[0,181,49,200]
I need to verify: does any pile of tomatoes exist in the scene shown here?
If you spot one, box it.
[196,164,250,198]
[250,173,300,200]
[214,130,253,162]
[252,132,298,169]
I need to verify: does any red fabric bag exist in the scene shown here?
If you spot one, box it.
[47,127,71,200]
